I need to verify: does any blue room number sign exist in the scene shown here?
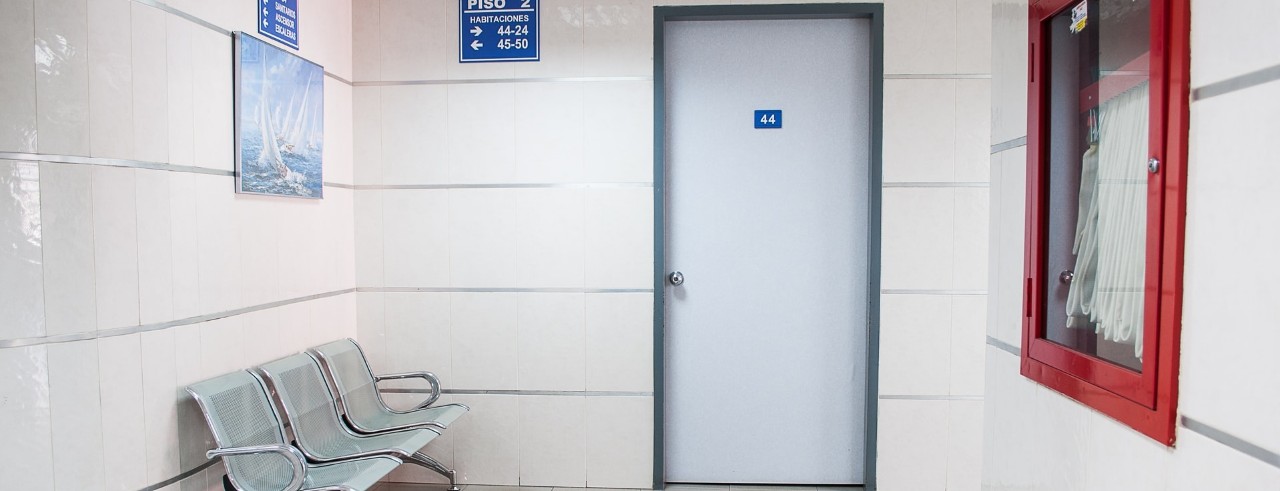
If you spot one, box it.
[755,109,783,129]
[258,0,300,49]
[460,0,540,63]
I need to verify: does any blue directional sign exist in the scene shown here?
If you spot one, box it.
[755,110,783,129]
[460,0,539,63]
[258,0,299,49]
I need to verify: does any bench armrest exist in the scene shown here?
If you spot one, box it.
[374,371,441,412]
[206,444,307,491]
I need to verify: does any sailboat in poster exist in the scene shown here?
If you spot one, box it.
[237,33,324,198]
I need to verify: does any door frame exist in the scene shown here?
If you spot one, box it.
[653,4,885,490]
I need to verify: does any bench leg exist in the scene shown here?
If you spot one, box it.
[406,451,460,491]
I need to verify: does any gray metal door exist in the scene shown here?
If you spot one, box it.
[663,17,872,485]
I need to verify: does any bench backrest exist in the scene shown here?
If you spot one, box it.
[257,354,361,461]
[187,371,297,491]
[309,339,387,425]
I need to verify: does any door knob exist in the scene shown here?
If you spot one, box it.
[668,271,685,286]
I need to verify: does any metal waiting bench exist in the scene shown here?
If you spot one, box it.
[187,371,402,491]
[188,340,467,491]
[307,339,469,436]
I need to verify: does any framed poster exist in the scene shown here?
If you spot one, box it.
[233,32,324,198]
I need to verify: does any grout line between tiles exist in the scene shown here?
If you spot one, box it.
[1191,63,1280,101]
[880,289,987,296]
[1181,416,1280,471]
[989,136,1027,155]
[985,336,1020,357]
[0,288,357,349]
[383,388,654,397]
[878,394,983,401]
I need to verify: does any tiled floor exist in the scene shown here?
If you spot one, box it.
[372,485,864,491]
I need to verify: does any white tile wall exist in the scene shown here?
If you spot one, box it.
[885,0,958,75]
[131,2,168,163]
[881,188,955,289]
[1180,76,1280,453]
[1187,0,1280,87]
[450,293,519,389]
[40,163,97,336]
[883,79,958,183]
[515,83,586,183]
[0,345,54,490]
[92,166,141,330]
[582,0,653,77]
[585,396,654,488]
[98,334,149,490]
[584,293,653,392]
[0,160,45,339]
[34,0,91,156]
[382,189,451,286]
[584,188,653,289]
[48,340,107,491]
[582,81,653,183]
[879,294,953,396]
[450,189,519,287]
[516,189,586,287]
[0,3,358,490]
[140,329,181,484]
[877,399,949,490]
[517,293,587,391]
[380,85,449,184]
[519,395,588,487]
[0,0,37,153]
[447,84,518,182]
[87,0,134,160]
[990,0,1028,144]
[453,394,521,485]
[876,0,992,488]
[136,171,176,324]
[383,292,453,379]
[165,14,195,167]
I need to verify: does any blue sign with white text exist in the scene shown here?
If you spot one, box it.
[460,0,539,63]
[258,0,299,49]
[755,110,783,129]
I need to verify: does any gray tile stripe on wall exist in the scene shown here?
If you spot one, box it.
[358,287,654,294]
[986,336,1021,357]
[1181,416,1280,471]
[325,71,354,86]
[353,76,654,86]
[882,181,989,188]
[884,73,992,79]
[129,0,354,87]
[879,395,983,401]
[990,136,1027,155]
[137,459,219,491]
[0,288,356,349]
[0,152,234,177]
[132,0,228,36]
[880,289,988,296]
[1192,63,1280,101]
[352,182,653,190]
[383,389,656,397]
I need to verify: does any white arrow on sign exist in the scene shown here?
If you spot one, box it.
[471,26,483,36]
[471,40,483,50]
[263,8,268,15]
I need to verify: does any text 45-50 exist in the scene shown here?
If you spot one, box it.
[497,38,530,49]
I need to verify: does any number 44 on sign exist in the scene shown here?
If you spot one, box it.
[755,109,783,129]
